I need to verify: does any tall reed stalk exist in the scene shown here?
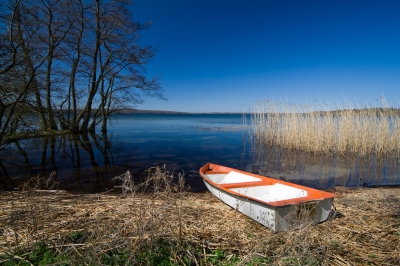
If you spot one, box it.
[252,98,400,159]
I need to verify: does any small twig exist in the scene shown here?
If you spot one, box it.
[34,190,67,193]
[98,189,114,195]
[4,253,34,266]
[203,245,207,264]
[175,253,187,266]
[378,230,398,241]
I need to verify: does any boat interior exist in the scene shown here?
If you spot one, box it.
[204,171,308,202]
[200,163,337,205]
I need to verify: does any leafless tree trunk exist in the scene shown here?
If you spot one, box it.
[67,0,85,132]
[1,0,164,143]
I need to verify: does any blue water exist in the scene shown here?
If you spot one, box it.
[103,114,250,191]
[1,113,399,192]
[0,114,250,192]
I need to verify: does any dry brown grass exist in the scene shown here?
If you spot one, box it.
[252,98,400,159]
[0,169,399,265]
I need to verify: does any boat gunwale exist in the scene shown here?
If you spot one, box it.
[199,163,337,207]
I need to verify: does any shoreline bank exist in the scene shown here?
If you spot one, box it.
[1,186,399,265]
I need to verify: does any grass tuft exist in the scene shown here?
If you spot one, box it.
[251,97,400,159]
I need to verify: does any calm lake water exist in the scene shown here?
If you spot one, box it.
[1,113,399,192]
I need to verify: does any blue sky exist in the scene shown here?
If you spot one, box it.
[133,0,400,112]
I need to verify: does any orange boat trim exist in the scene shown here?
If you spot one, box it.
[199,163,337,207]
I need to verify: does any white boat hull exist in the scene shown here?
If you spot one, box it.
[200,164,336,232]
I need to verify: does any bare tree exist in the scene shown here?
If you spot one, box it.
[78,0,164,132]
[85,0,163,132]
[0,0,163,142]
[0,0,44,142]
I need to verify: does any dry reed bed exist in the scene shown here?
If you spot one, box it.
[252,99,400,159]
[0,186,399,265]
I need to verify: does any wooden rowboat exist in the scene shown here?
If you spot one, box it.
[199,163,337,232]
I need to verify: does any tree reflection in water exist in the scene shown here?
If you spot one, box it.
[0,132,124,192]
[1,127,399,192]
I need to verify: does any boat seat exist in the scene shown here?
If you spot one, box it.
[219,181,275,189]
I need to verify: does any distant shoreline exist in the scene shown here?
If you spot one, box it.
[114,107,400,115]
[114,109,245,115]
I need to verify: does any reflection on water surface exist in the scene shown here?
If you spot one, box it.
[247,140,400,189]
[0,114,399,192]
